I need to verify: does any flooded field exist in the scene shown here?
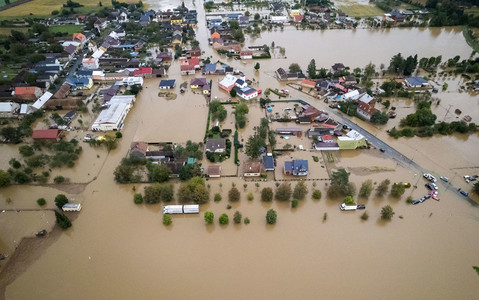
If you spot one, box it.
[1,0,479,299]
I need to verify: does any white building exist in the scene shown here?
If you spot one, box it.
[91,96,135,131]
[32,92,53,110]
[122,77,144,86]
[82,58,99,70]
[0,102,20,118]
[271,16,289,24]
[236,87,258,100]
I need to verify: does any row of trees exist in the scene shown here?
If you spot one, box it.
[203,209,276,225]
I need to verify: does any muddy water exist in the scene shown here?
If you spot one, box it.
[2,0,479,299]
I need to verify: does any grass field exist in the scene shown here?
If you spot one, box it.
[0,26,28,35]
[49,24,83,34]
[0,66,19,81]
[339,4,384,17]
[0,0,20,6]
[0,0,138,19]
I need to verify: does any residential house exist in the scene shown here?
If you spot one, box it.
[72,33,86,46]
[133,67,153,78]
[262,155,275,171]
[76,69,93,78]
[157,52,173,63]
[337,130,366,149]
[203,84,211,95]
[235,86,258,100]
[239,16,249,27]
[384,11,405,23]
[290,9,303,18]
[294,14,304,23]
[313,141,340,151]
[159,80,176,89]
[243,162,265,177]
[32,92,53,110]
[206,165,221,178]
[53,83,71,99]
[307,126,334,138]
[240,50,253,59]
[405,77,429,88]
[171,15,182,25]
[180,65,196,75]
[129,141,148,158]
[94,18,109,31]
[275,68,288,80]
[190,78,207,88]
[205,138,226,153]
[301,79,316,89]
[63,44,77,60]
[284,160,309,176]
[189,48,201,58]
[152,68,166,78]
[13,86,42,101]
[82,58,100,69]
[32,129,61,142]
[202,64,217,75]
[91,96,135,131]
[356,101,377,121]
[67,77,93,90]
[122,77,144,86]
[218,74,237,91]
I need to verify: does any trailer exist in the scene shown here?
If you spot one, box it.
[62,203,82,211]
[163,205,199,214]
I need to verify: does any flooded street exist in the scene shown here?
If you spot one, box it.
[1,0,479,299]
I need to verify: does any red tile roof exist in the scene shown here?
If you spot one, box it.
[357,101,377,116]
[181,65,195,71]
[14,87,37,95]
[32,129,60,139]
[133,67,152,76]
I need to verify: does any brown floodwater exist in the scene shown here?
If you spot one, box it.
[2,0,479,299]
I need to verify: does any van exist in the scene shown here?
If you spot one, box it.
[340,203,357,211]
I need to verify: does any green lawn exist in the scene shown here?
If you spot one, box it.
[339,5,384,17]
[0,0,20,7]
[49,24,83,34]
[0,66,19,81]
[0,26,28,36]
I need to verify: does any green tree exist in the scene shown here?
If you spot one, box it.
[204,211,214,224]
[0,170,11,188]
[254,13,260,21]
[359,179,373,198]
[179,163,201,181]
[19,145,34,157]
[161,184,174,202]
[54,194,69,209]
[266,209,277,224]
[344,195,355,205]
[328,168,355,198]
[312,189,322,200]
[235,103,249,115]
[376,179,390,197]
[381,205,395,220]
[390,183,406,198]
[289,63,302,73]
[275,183,292,201]
[228,186,240,202]
[474,182,479,194]
[233,211,242,224]
[102,135,118,151]
[133,193,143,204]
[37,198,46,206]
[245,134,266,159]
[293,181,308,200]
[54,176,65,184]
[307,59,316,79]
[261,187,273,202]
[55,211,72,230]
[361,211,369,221]
[163,214,172,226]
[149,164,170,182]
[371,111,389,125]
[144,184,162,204]
[219,213,229,225]
[254,62,260,70]
[230,88,237,97]
[214,193,222,202]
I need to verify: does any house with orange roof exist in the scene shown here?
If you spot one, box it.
[356,100,377,121]
[13,87,42,101]
[73,33,86,45]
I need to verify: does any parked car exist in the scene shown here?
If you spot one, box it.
[440,176,449,182]
[460,190,469,197]
[412,200,421,205]
[356,204,366,210]
[425,183,433,190]
[379,148,385,152]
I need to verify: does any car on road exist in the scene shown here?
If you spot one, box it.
[460,190,469,197]
[379,148,385,152]
[440,176,449,182]
[356,204,366,210]
[412,200,421,205]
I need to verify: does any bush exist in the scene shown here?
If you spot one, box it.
[219,213,229,225]
[381,205,395,220]
[291,199,298,208]
[163,214,172,226]
[228,186,240,202]
[344,195,355,205]
[312,189,322,200]
[19,145,34,157]
[247,192,254,201]
[54,194,69,209]
[406,196,413,204]
[261,187,273,202]
[275,183,291,201]
[55,211,72,230]
[390,183,406,198]
[359,179,373,198]
[115,132,122,139]
[214,193,222,202]
[361,211,369,221]
[244,217,250,224]
[376,179,390,197]
[133,193,143,204]
[204,211,214,224]
[292,181,308,200]
[233,211,242,224]
[266,209,277,224]
[53,176,65,184]
[37,198,46,206]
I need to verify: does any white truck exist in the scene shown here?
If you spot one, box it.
[340,203,357,211]
[163,205,199,214]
